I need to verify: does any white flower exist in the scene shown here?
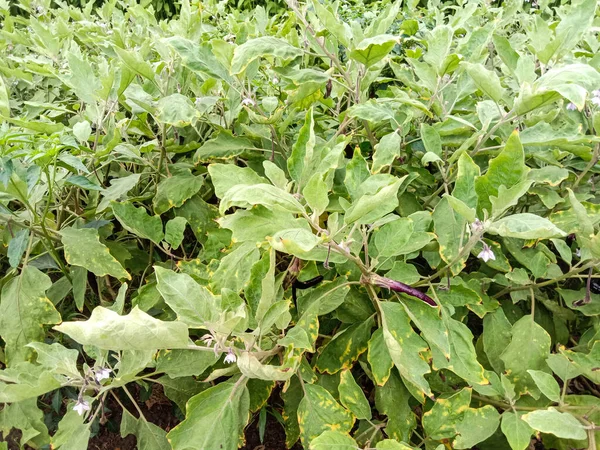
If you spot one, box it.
[592,89,600,98]
[477,243,496,263]
[201,333,215,347]
[73,399,90,416]
[241,98,255,107]
[470,219,484,234]
[95,368,111,382]
[272,77,279,85]
[224,350,237,364]
[566,103,577,111]
[576,248,581,258]
[592,97,600,106]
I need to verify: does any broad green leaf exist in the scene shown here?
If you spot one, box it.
[490,180,534,219]
[156,349,218,378]
[375,371,417,442]
[288,108,315,187]
[237,352,297,381]
[345,178,402,225]
[500,410,533,450]
[120,408,169,450]
[26,342,79,378]
[482,308,512,373]
[208,163,267,199]
[211,241,259,294]
[278,303,319,351]
[112,202,164,244]
[54,306,189,350]
[526,370,561,403]
[220,183,305,215]
[52,407,90,450]
[0,398,50,448]
[422,388,471,440]
[463,62,505,104]
[338,369,371,420]
[61,227,130,280]
[153,174,204,215]
[423,26,452,75]
[270,228,321,257]
[315,317,374,374]
[155,266,218,326]
[349,35,398,68]
[156,93,197,127]
[72,266,86,312]
[296,277,351,316]
[420,124,442,157]
[303,174,329,216]
[433,197,466,275]
[488,213,566,240]
[0,362,61,403]
[159,376,208,412]
[8,228,29,268]
[454,406,500,449]
[546,353,582,382]
[113,45,155,81]
[401,299,450,359]
[231,37,302,74]
[195,132,258,162]
[0,267,61,363]
[72,120,91,142]
[309,0,352,48]
[500,315,551,397]
[167,381,250,450]
[368,329,393,386]
[376,440,416,450]
[310,431,357,450]
[165,217,187,249]
[475,131,529,214]
[374,218,414,258]
[521,408,586,440]
[166,37,232,83]
[372,131,401,173]
[64,175,103,191]
[297,383,354,447]
[380,301,432,400]
[0,76,9,118]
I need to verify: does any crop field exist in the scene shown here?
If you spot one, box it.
[0,0,599,449]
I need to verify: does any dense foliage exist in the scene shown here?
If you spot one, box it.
[1,0,600,449]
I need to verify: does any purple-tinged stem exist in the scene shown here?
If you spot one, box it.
[369,274,437,307]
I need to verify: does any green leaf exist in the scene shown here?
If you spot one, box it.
[309,0,352,48]
[237,352,298,382]
[372,131,401,174]
[368,329,393,386]
[0,267,61,363]
[159,376,208,412]
[349,35,398,68]
[374,218,414,258]
[401,299,449,359]
[483,308,512,373]
[196,132,258,162]
[208,163,267,199]
[338,369,371,420]
[380,301,432,400]
[420,124,442,157]
[72,266,87,312]
[156,349,218,378]
[72,120,92,142]
[231,37,302,74]
[344,178,402,225]
[153,174,204,215]
[166,37,232,84]
[211,241,259,294]
[155,266,218,327]
[475,131,529,214]
[165,217,187,249]
[26,342,79,378]
[463,62,505,104]
[375,370,417,442]
[422,388,471,440]
[454,406,500,449]
[54,306,189,350]
[61,227,130,280]
[423,26,452,75]
[0,398,50,449]
[52,407,90,450]
[500,315,551,397]
[156,93,197,127]
[8,228,29,268]
[521,408,586,440]
[64,175,103,191]
[113,45,155,81]
[167,381,249,450]
[120,408,169,450]
[220,183,305,215]
[310,431,357,450]
[0,362,61,403]
[297,383,354,447]
[488,213,567,240]
[0,76,10,118]
[501,411,534,450]
[112,202,164,244]
[526,370,561,403]
[315,317,374,374]
[288,108,315,188]
[303,174,329,216]
[296,277,352,317]
[376,440,416,450]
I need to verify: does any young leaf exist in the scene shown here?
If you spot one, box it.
[112,201,164,244]
[120,408,169,450]
[521,408,586,440]
[338,369,371,420]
